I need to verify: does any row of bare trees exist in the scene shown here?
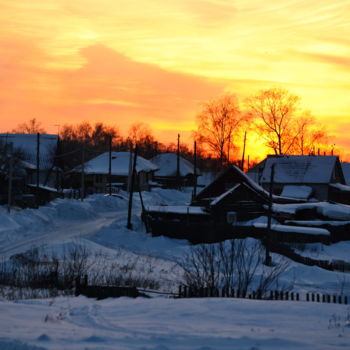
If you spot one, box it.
[10,87,331,172]
[195,88,330,166]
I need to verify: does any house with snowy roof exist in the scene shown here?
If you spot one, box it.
[251,155,348,203]
[0,133,60,183]
[150,152,201,188]
[0,133,61,205]
[69,152,159,192]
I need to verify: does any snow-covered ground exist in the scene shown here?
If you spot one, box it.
[1,189,350,349]
[1,296,350,350]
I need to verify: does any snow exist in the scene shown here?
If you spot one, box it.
[273,201,350,220]
[71,152,159,176]
[261,155,338,184]
[0,133,58,170]
[0,296,349,350]
[330,183,350,192]
[151,152,200,177]
[253,222,330,235]
[281,185,313,199]
[1,188,350,349]
[146,205,207,215]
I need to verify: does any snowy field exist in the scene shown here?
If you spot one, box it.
[1,296,350,350]
[1,189,350,349]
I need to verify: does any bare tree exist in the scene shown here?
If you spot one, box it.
[195,94,248,167]
[247,88,300,155]
[293,112,328,155]
[12,118,46,134]
[180,239,289,296]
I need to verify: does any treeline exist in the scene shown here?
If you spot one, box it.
[12,119,221,172]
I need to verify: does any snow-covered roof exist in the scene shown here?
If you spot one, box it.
[280,185,313,199]
[71,152,159,176]
[0,133,58,170]
[341,162,350,185]
[329,183,350,192]
[261,155,338,184]
[146,205,207,215]
[151,153,200,177]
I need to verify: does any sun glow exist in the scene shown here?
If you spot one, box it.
[1,0,350,161]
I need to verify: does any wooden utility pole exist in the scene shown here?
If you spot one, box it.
[127,145,138,230]
[7,143,13,213]
[81,144,85,201]
[241,131,247,171]
[176,134,180,188]
[193,141,197,198]
[127,141,133,193]
[36,133,40,206]
[227,133,231,166]
[108,134,113,196]
[265,163,275,266]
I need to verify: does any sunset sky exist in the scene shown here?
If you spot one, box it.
[1,0,349,160]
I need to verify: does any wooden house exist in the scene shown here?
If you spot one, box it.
[69,152,159,193]
[249,155,348,203]
[0,133,61,205]
[150,153,201,188]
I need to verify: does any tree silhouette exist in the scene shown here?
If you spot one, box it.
[12,118,46,134]
[195,94,248,167]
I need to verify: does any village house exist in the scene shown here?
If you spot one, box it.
[0,133,61,205]
[69,151,159,193]
[248,155,349,203]
[150,152,201,188]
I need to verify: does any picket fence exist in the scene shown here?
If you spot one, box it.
[178,285,349,305]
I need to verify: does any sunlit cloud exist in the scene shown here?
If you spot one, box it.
[0,0,349,158]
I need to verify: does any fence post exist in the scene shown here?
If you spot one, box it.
[333,295,336,303]
[296,293,299,301]
[345,296,348,305]
[179,285,182,298]
[306,293,309,302]
[316,294,320,303]
[285,292,289,300]
[338,295,342,304]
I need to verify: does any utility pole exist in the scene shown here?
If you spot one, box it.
[241,131,247,171]
[81,144,85,201]
[36,133,40,206]
[127,145,138,230]
[227,133,231,166]
[176,134,180,189]
[108,134,112,196]
[7,143,13,213]
[193,141,197,199]
[265,163,275,266]
[127,141,133,193]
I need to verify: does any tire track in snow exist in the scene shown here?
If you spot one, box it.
[0,210,129,260]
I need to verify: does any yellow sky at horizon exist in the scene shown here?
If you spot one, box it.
[0,0,350,160]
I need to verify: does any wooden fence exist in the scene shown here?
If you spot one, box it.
[178,285,349,305]
[270,242,350,273]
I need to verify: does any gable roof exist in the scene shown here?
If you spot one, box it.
[0,133,58,170]
[151,152,200,177]
[194,165,306,205]
[261,155,339,184]
[71,152,159,176]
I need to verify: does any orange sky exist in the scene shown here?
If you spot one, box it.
[1,0,350,161]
